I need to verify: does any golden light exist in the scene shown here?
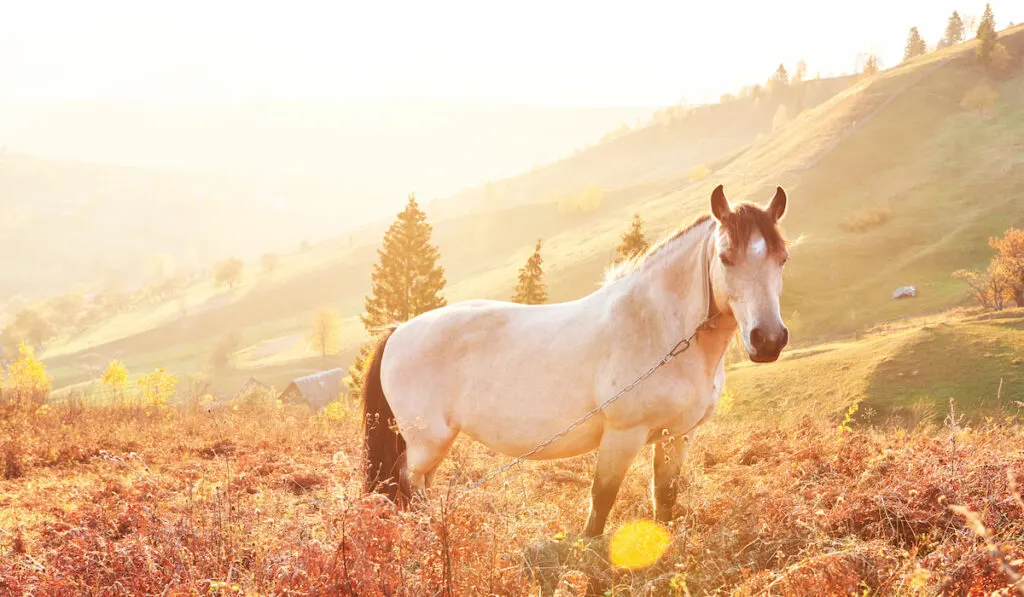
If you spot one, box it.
[608,520,672,570]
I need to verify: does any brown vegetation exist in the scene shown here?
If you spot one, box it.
[1,394,1021,595]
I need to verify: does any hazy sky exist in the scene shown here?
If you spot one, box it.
[3,0,1019,108]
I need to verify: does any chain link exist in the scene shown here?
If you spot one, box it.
[459,313,718,493]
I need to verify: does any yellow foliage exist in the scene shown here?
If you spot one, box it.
[102,359,129,389]
[7,342,51,397]
[609,520,671,570]
[322,396,356,422]
[689,165,711,182]
[960,83,998,116]
[556,185,604,216]
[136,368,178,409]
[716,389,735,416]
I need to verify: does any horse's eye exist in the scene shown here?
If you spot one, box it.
[719,253,734,267]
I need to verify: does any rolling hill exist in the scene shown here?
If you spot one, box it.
[0,102,654,299]
[725,308,1024,426]
[39,25,1024,400]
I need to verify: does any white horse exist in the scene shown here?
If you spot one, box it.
[362,184,790,537]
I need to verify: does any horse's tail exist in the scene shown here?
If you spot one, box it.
[361,327,410,507]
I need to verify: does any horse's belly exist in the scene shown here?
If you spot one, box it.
[459,412,604,460]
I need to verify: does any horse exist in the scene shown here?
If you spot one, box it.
[361,183,790,537]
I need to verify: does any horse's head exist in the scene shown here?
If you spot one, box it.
[709,184,790,363]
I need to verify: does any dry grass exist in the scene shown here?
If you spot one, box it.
[1,396,1022,596]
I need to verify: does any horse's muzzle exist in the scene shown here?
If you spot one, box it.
[749,326,788,362]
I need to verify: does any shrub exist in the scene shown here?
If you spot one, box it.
[961,83,999,116]
[135,368,177,409]
[688,164,711,182]
[556,185,604,216]
[841,207,894,233]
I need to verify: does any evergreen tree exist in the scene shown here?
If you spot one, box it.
[904,27,927,61]
[861,54,881,76]
[940,11,965,48]
[770,63,789,91]
[512,240,547,305]
[362,193,447,329]
[345,343,374,399]
[793,60,808,83]
[347,193,447,398]
[976,4,997,65]
[615,214,651,264]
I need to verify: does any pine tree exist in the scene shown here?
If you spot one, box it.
[512,240,547,305]
[615,214,651,264]
[362,194,447,329]
[861,54,881,76]
[345,342,374,399]
[904,27,927,61]
[347,193,447,398]
[793,60,808,84]
[770,63,789,92]
[976,4,997,65]
[941,11,965,48]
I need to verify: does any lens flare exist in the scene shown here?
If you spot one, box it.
[608,520,671,570]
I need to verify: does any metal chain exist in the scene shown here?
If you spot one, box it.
[460,312,718,493]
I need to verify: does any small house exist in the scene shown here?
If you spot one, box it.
[277,368,345,411]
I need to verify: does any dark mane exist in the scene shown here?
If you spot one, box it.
[721,203,788,256]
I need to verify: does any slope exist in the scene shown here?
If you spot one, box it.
[41,26,1024,398]
[724,309,1024,425]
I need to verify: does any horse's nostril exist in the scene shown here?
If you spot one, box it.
[780,327,790,347]
[750,327,766,350]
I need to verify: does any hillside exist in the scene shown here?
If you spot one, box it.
[40,25,1024,397]
[0,102,652,299]
[725,309,1024,426]
[428,75,854,218]
[0,152,345,298]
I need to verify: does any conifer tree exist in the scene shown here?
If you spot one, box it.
[615,214,650,264]
[940,11,965,48]
[770,63,789,91]
[904,27,927,61]
[512,240,547,305]
[346,194,447,398]
[976,4,997,65]
[861,54,881,76]
[362,194,447,328]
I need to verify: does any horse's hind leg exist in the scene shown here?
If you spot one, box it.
[403,427,457,501]
[652,430,693,524]
[583,427,648,537]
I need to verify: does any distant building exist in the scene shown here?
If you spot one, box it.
[892,285,917,299]
[233,377,272,402]
[277,368,345,411]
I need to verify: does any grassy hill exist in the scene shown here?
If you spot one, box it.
[428,76,854,218]
[0,152,347,298]
[0,102,654,299]
[725,309,1024,426]
[39,25,1024,398]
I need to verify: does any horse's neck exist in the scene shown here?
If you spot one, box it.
[600,221,736,370]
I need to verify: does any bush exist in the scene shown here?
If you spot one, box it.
[556,185,604,216]
[961,83,999,116]
[841,207,894,233]
[688,164,711,182]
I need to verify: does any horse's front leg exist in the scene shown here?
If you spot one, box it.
[652,430,693,524]
[583,427,648,537]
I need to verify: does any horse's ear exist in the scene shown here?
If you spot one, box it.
[710,184,731,222]
[767,186,787,221]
